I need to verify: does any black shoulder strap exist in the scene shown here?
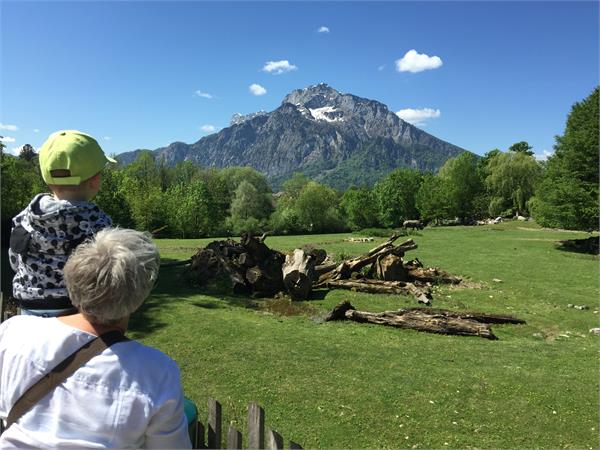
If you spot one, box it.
[6,330,129,428]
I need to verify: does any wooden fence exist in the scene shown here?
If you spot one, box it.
[193,398,302,449]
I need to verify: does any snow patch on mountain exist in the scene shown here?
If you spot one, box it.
[308,106,344,122]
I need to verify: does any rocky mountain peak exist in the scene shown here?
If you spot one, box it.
[117,83,468,190]
[282,83,342,109]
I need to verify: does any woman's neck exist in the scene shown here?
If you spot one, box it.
[58,313,128,336]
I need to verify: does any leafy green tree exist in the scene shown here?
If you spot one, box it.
[532,87,599,230]
[165,178,222,237]
[200,169,230,230]
[121,151,165,231]
[295,181,344,233]
[269,173,310,234]
[1,152,45,224]
[485,151,541,216]
[477,149,502,180]
[508,141,534,156]
[221,166,272,197]
[340,187,380,230]
[374,168,423,227]
[415,174,454,223]
[438,152,483,221]
[94,167,133,227]
[228,180,273,235]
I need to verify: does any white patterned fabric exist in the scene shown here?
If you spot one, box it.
[0,316,191,449]
[9,193,112,309]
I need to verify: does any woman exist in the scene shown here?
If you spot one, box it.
[0,228,192,449]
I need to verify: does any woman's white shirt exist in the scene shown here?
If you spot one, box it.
[0,315,191,449]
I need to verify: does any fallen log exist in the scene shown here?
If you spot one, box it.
[404,308,526,325]
[320,238,417,281]
[324,301,524,339]
[323,279,432,305]
[282,249,316,300]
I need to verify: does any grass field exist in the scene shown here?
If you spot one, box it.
[130,221,599,449]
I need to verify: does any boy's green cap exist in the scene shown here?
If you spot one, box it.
[39,130,116,185]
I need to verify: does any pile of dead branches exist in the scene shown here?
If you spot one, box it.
[184,233,459,304]
[187,233,286,297]
[313,233,460,305]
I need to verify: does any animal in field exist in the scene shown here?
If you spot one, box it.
[402,219,424,230]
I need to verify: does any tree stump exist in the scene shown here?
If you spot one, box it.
[375,254,409,281]
[282,249,316,300]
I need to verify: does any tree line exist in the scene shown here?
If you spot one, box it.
[1,87,597,237]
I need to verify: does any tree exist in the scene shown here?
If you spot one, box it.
[94,167,133,228]
[532,87,599,230]
[485,151,541,216]
[228,180,273,235]
[269,173,310,234]
[340,187,380,230]
[165,178,222,238]
[508,141,534,156]
[295,181,344,233]
[415,174,454,223]
[438,152,484,221]
[121,151,164,231]
[0,154,45,224]
[221,166,272,198]
[19,144,36,161]
[374,168,423,227]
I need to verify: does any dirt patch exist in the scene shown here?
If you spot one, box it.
[258,298,319,317]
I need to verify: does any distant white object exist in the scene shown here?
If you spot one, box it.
[589,328,600,335]
[494,217,503,224]
[344,237,374,242]
[516,215,527,221]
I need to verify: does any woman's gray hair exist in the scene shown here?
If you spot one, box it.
[64,228,160,324]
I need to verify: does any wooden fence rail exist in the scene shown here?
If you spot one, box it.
[193,398,302,450]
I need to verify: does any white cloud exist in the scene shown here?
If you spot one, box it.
[396,108,441,126]
[395,49,443,73]
[378,64,386,71]
[262,60,298,75]
[200,124,216,133]
[0,136,16,143]
[8,146,21,156]
[249,83,267,96]
[0,123,18,131]
[195,90,214,99]
[33,129,40,133]
[103,136,111,141]
[535,149,554,161]
[317,26,330,33]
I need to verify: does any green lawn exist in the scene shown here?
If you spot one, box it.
[130,221,599,449]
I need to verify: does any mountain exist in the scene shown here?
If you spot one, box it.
[117,84,469,189]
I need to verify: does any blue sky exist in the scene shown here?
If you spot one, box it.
[1,1,598,160]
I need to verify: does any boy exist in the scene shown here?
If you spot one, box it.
[8,130,115,317]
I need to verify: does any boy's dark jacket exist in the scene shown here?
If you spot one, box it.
[9,193,112,309]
